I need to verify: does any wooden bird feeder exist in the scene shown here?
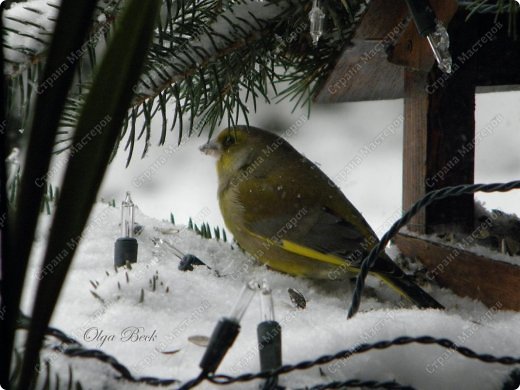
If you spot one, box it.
[314,0,520,310]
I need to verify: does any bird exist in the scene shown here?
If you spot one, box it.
[200,125,443,309]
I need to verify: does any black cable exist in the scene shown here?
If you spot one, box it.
[403,0,436,37]
[33,322,520,388]
[18,319,180,387]
[262,376,281,390]
[348,180,520,318]
[51,345,179,386]
[305,379,415,390]
[207,335,520,385]
[177,371,208,390]
[208,375,414,389]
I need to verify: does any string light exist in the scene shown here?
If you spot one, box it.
[308,0,325,46]
[426,22,452,74]
[404,0,452,74]
[199,280,260,374]
[114,191,138,267]
[258,280,282,388]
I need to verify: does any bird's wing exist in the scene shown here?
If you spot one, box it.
[247,204,416,285]
[246,204,373,266]
[233,175,376,269]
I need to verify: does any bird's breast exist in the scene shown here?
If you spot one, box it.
[218,181,247,234]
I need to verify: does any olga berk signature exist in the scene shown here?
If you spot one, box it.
[84,326,158,347]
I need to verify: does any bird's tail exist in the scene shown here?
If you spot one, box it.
[377,273,444,309]
[371,255,444,309]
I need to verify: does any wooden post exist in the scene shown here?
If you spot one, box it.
[402,11,477,234]
[402,70,429,232]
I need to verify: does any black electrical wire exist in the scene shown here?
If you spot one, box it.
[304,379,415,390]
[205,335,520,386]
[177,371,208,390]
[29,323,520,389]
[403,0,436,36]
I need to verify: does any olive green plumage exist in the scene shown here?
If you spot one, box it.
[201,125,443,309]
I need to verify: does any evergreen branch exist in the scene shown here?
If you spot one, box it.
[2,0,122,78]
[4,0,365,162]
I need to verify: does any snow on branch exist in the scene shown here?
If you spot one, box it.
[134,1,290,99]
[2,0,122,77]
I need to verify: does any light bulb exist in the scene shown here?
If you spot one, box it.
[309,0,325,46]
[257,280,282,386]
[114,191,138,267]
[199,280,259,374]
[260,280,275,322]
[426,22,452,74]
[228,279,260,323]
[121,191,135,238]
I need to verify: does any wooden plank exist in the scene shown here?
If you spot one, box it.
[394,233,520,310]
[354,0,408,40]
[403,10,477,234]
[314,0,409,103]
[314,40,404,103]
[403,70,428,231]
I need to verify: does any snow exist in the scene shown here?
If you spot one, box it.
[405,230,520,269]
[2,0,118,76]
[2,0,61,73]
[20,203,520,389]
[475,90,520,216]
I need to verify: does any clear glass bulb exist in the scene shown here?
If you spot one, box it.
[427,22,452,74]
[228,280,259,323]
[309,0,325,46]
[260,280,275,322]
[121,191,135,238]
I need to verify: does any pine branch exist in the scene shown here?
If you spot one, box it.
[3,0,123,132]
[1,0,367,163]
[3,0,122,77]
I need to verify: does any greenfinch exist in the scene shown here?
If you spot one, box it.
[201,126,443,309]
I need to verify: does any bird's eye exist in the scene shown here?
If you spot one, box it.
[223,135,236,147]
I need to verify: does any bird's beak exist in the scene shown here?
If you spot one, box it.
[199,139,222,158]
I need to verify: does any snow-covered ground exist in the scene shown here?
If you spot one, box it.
[22,89,520,389]
[20,202,520,389]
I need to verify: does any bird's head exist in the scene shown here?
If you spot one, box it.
[200,126,280,179]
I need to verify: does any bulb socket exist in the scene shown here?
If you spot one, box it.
[114,237,138,267]
[257,321,282,372]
